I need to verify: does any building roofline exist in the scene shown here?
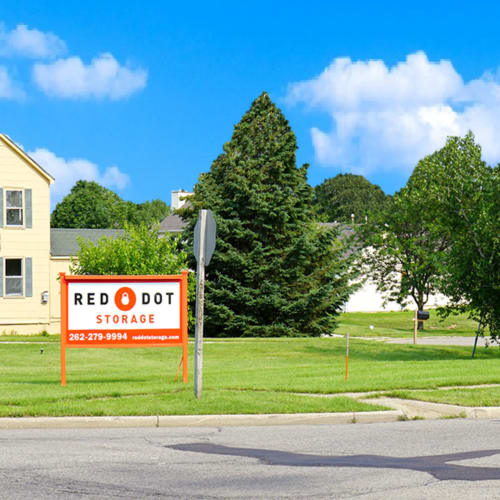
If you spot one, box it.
[0,134,55,183]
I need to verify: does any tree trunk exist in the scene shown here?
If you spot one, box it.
[417,303,425,331]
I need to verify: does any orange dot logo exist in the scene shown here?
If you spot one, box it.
[114,287,136,311]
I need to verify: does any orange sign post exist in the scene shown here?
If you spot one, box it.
[60,271,189,386]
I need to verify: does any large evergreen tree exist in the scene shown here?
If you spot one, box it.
[182,92,356,337]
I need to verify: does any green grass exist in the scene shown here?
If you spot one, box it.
[0,334,59,343]
[0,336,499,417]
[378,387,500,407]
[336,310,482,338]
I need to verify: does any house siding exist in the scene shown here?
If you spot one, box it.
[0,138,52,333]
[49,256,72,328]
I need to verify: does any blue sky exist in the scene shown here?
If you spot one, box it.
[2,1,500,208]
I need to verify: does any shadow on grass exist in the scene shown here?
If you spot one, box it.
[9,377,153,385]
[303,343,499,362]
[64,377,155,384]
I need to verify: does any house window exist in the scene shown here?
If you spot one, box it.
[6,189,23,226]
[5,258,23,296]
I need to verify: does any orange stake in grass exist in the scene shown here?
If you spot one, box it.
[345,332,350,381]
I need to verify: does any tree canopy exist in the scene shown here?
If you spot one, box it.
[181,92,357,337]
[406,133,499,341]
[71,223,187,276]
[359,132,499,339]
[51,180,169,228]
[71,223,195,329]
[314,173,388,222]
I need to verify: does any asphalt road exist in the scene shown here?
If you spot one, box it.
[1,419,500,499]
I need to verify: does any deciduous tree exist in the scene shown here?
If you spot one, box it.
[51,180,126,228]
[51,180,170,228]
[358,186,447,329]
[314,174,388,222]
[71,223,194,329]
[407,133,499,341]
[71,223,187,276]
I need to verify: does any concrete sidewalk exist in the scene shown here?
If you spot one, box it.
[1,392,499,429]
[361,396,500,420]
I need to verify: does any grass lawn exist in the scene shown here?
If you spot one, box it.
[336,310,482,338]
[377,387,500,407]
[0,335,499,417]
[0,334,59,343]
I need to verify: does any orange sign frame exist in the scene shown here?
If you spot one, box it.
[60,271,188,385]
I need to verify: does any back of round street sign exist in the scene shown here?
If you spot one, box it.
[194,209,216,266]
[193,209,216,399]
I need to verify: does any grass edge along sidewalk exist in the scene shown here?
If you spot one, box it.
[1,331,499,417]
[372,385,500,408]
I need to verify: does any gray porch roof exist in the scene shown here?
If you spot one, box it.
[50,228,124,257]
[158,214,186,233]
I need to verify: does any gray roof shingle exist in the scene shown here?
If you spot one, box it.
[50,228,124,257]
[50,221,354,257]
[158,214,186,233]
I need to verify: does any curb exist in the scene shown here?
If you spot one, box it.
[0,410,404,430]
[1,405,498,430]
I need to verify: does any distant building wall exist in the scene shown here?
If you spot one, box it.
[344,279,448,313]
[48,256,72,332]
[171,190,193,210]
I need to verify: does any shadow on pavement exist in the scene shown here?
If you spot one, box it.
[169,443,500,481]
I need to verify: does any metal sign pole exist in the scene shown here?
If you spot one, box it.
[193,208,216,400]
[194,210,207,399]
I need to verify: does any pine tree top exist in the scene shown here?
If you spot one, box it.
[182,92,354,337]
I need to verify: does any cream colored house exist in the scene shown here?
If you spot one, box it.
[0,134,56,334]
[0,135,122,334]
[0,134,140,334]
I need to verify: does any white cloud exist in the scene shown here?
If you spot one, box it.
[287,51,500,173]
[28,148,130,208]
[32,53,147,100]
[0,65,24,99]
[0,23,66,58]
